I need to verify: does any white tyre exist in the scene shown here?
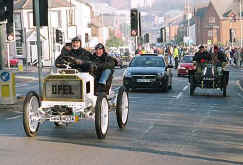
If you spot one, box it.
[23,91,40,137]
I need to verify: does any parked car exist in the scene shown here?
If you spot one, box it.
[10,59,19,67]
[177,55,195,77]
[123,54,173,92]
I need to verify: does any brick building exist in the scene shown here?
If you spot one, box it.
[194,0,242,46]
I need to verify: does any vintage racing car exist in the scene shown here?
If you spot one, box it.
[23,57,129,139]
[188,61,229,97]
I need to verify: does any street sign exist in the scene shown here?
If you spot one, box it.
[0,72,10,82]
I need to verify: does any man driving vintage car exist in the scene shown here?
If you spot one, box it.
[55,37,115,93]
[193,45,212,73]
[55,36,93,72]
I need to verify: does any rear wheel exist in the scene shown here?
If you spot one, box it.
[116,86,129,129]
[23,91,40,137]
[95,93,109,139]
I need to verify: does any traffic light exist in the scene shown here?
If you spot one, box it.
[160,28,164,43]
[6,23,14,42]
[5,0,14,42]
[229,29,233,43]
[144,33,149,43]
[160,27,166,43]
[33,0,48,26]
[56,29,63,44]
[138,11,141,37]
[0,0,6,22]
[131,9,138,37]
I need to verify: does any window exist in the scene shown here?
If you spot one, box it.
[208,30,213,37]
[28,12,34,28]
[50,11,61,27]
[68,9,75,26]
[209,17,215,24]
[14,13,22,30]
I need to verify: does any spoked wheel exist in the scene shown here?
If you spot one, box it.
[116,86,129,129]
[23,91,40,137]
[95,93,109,139]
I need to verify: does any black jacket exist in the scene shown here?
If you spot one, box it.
[55,47,93,71]
[214,51,227,63]
[92,52,116,75]
[193,51,212,62]
[92,52,115,70]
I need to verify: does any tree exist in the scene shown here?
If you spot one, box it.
[106,34,124,48]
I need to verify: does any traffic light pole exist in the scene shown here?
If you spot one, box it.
[34,0,43,97]
[0,24,3,70]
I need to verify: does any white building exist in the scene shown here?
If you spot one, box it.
[12,0,92,67]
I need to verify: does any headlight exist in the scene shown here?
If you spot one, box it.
[178,65,186,69]
[157,72,164,78]
[124,70,132,78]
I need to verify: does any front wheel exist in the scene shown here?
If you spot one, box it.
[116,86,129,129]
[23,91,40,137]
[95,93,109,139]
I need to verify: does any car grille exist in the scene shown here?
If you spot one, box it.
[44,80,82,100]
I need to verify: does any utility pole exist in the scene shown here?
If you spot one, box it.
[0,24,3,70]
[34,0,43,97]
[240,0,242,48]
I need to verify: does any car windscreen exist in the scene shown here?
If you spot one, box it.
[129,56,165,67]
[181,56,193,63]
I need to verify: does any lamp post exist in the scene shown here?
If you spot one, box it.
[240,0,242,48]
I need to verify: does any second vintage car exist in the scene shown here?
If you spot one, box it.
[123,54,173,92]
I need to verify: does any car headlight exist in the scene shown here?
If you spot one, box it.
[157,72,164,78]
[124,70,132,78]
[178,65,186,70]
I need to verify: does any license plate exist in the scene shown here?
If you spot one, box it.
[50,115,75,122]
[136,79,155,82]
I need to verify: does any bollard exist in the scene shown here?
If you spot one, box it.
[0,70,16,104]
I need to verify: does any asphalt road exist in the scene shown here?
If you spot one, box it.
[0,67,243,165]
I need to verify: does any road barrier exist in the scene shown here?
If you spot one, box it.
[0,70,16,104]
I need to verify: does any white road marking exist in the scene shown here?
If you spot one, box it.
[11,111,23,114]
[16,76,38,81]
[113,87,120,91]
[144,124,154,135]
[16,83,38,88]
[176,92,183,99]
[183,85,189,91]
[236,80,243,92]
[6,115,22,120]
[129,96,144,99]
[238,93,243,99]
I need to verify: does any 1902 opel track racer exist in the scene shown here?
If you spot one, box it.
[188,62,229,97]
[23,61,129,139]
